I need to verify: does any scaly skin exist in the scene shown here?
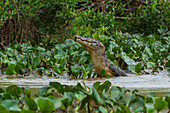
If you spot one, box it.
[74,35,127,77]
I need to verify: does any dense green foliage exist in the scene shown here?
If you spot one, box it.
[0,1,169,112]
[0,39,95,78]
[0,81,169,113]
[0,0,169,77]
[0,32,169,78]
[0,0,169,44]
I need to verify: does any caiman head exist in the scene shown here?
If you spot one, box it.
[74,35,105,56]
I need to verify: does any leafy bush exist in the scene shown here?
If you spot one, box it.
[0,31,169,78]
[0,0,169,46]
[0,39,95,78]
[0,81,169,112]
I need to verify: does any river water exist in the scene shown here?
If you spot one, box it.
[0,70,169,96]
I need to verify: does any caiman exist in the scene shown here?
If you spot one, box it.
[74,35,127,77]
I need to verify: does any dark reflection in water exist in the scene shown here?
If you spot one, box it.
[0,70,169,96]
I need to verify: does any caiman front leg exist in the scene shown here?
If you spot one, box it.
[105,59,127,76]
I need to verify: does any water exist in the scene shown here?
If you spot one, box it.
[0,70,169,96]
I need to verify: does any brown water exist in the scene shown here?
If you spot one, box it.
[0,70,169,96]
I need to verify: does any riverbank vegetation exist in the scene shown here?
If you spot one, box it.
[0,0,169,112]
[0,0,169,78]
[0,81,170,113]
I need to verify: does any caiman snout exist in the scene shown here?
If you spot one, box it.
[74,35,81,42]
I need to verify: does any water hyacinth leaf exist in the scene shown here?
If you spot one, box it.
[135,62,143,73]
[79,57,87,63]
[147,62,155,68]
[93,81,101,89]
[32,57,41,67]
[81,51,88,56]
[98,81,111,93]
[122,92,134,104]
[65,39,75,46]
[61,98,72,109]
[92,87,103,104]
[46,96,62,109]
[5,64,16,75]
[148,92,156,98]
[165,96,170,109]
[129,97,144,111]
[0,104,8,113]
[0,51,5,57]
[110,86,120,99]
[20,109,36,113]
[63,92,75,101]
[9,106,21,111]
[1,100,18,111]
[0,88,4,93]
[54,66,61,74]
[25,90,31,97]
[15,62,25,74]
[99,106,108,113]
[25,97,38,111]
[146,97,154,103]
[1,55,8,63]
[6,85,22,96]
[154,97,167,112]
[118,104,131,113]
[38,86,51,96]
[37,47,45,52]
[145,103,156,113]
[49,82,63,94]
[37,99,55,113]
[75,91,86,102]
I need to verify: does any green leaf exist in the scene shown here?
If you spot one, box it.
[0,104,8,113]
[5,64,16,75]
[38,86,51,96]
[145,47,152,56]
[145,103,156,113]
[129,97,144,111]
[122,92,134,105]
[20,109,36,113]
[154,97,167,112]
[165,95,170,109]
[0,51,5,57]
[135,63,143,73]
[63,92,75,101]
[61,98,72,109]
[93,81,101,90]
[37,99,55,113]
[15,62,25,74]
[25,97,38,111]
[6,85,22,96]
[99,106,108,113]
[0,88,4,93]
[1,100,18,111]
[98,81,111,94]
[79,57,87,63]
[118,104,131,113]
[49,82,63,94]
[55,44,65,50]
[75,91,86,102]
[64,39,75,46]
[32,57,41,67]
[46,96,62,109]
[92,87,103,104]
[110,86,120,100]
